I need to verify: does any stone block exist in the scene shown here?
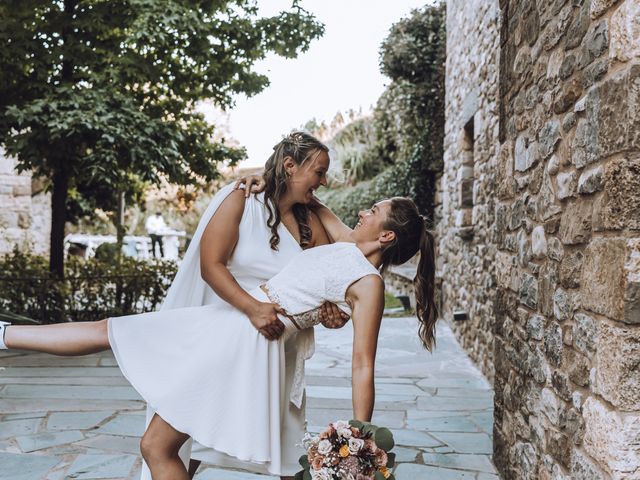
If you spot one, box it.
[610,0,640,63]
[559,250,583,288]
[570,450,608,480]
[548,431,572,468]
[545,321,563,366]
[596,70,629,159]
[539,263,559,317]
[581,237,640,323]
[551,370,572,401]
[541,387,561,424]
[561,408,585,445]
[548,237,564,261]
[565,348,590,386]
[579,20,609,70]
[578,165,604,194]
[537,172,562,221]
[556,171,577,200]
[591,0,622,19]
[513,441,538,479]
[598,155,640,231]
[596,322,640,410]
[531,225,547,258]
[559,54,576,80]
[574,312,599,357]
[497,141,516,199]
[571,117,599,169]
[559,199,592,245]
[554,288,575,321]
[515,135,540,172]
[542,4,573,51]
[583,396,640,478]
[554,79,583,114]
[527,314,546,341]
[538,119,561,159]
[565,0,590,49]
[520,273,539,309]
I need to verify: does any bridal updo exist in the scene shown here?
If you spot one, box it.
[263,131,329,250]
[381,198,438,352]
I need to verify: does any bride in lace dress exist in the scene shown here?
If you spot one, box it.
[1,197,437,480]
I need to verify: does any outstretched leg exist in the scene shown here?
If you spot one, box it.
[141,413,191,480]
[3,319,110,356]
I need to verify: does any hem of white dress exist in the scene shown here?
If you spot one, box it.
[107,318,288,476]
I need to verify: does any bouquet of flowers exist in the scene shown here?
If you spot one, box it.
[295,420,396,480]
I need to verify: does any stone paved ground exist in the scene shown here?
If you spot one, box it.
[0,317,497,479]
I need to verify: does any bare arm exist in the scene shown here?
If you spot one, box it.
[347,275,385,422]
[309,196,353,243]
[200,190,283,340]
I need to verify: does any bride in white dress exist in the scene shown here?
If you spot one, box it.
[1,197,437,480]
[154,132,351,479]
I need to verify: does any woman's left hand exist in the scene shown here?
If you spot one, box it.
[320,301,350,329]
[234,174,266,197]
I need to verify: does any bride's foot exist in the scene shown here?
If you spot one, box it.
[0,321,11,349]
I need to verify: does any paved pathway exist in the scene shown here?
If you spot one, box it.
[0,317,497,479]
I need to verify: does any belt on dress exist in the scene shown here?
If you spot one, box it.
[259,284,315,409]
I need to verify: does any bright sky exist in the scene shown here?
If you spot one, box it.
[198,0,429,168]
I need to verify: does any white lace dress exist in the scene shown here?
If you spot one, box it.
[108,242,381,476]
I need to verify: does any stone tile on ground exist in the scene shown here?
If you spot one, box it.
[429,431,493,455]
[0,452,62,480]
[394,462,477,479]
[406,415,483,432]
[390,428,444,448]
[0,417,43,439]
[46,411,112,431]
[65,453,138,479]
[0,398,143,414]
[417,377,491,389]
[194,468,278,479]
[14,430,84,452]
[421,452,496,473]
[93,413,145,437]
[0,319,496,478]
[1,384,142,401]
[0,367,123,377]
[74,434,141,455]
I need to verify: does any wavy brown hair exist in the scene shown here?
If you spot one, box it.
[381,197,438,351]
[263,131,329,250]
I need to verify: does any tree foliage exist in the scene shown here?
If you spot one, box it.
[0,0,324,276]
[320,3,445,221]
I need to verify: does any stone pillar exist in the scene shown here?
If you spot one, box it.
[0,152,51,256]
[493,0,640,478]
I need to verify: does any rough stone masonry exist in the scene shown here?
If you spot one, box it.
[440,0,640,478]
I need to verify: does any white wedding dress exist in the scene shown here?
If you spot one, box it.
[108,242,380,476]
[134,183,310,478]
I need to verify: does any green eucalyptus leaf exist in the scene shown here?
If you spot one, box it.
[298,454,309,468]
[374,427,395,452]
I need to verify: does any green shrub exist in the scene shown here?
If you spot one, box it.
[0,249,177,324]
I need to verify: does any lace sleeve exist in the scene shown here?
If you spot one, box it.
[289,307,324,330]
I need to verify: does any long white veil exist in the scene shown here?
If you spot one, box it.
[140,182,237,479]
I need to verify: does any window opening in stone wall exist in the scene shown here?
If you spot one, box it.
[456,116,475,240]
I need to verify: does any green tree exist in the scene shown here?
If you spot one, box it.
[0,0,324,277]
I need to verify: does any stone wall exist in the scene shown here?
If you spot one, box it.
[492,0,640,478]
[0,153,51,256]
[438,0,501,382]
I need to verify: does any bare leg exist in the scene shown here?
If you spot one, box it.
[3,319,110,356]
[141,413,191,480]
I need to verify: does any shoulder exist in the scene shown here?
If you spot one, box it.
[348,274,384,300]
